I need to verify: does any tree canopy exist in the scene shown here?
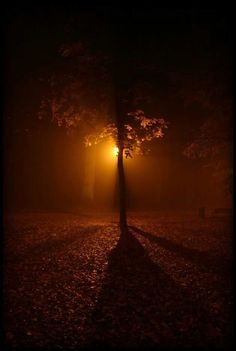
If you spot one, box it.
[39,34,168,157]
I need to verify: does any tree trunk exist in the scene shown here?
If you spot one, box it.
[117,141,127,230]
[113,71,128,231]
[111,23,128,232]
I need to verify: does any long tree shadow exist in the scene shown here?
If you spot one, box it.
[7,225,101,263]
[129,226,232,277]
[83,228,226,349]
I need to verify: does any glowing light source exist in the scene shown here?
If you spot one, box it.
[113,146,119,156]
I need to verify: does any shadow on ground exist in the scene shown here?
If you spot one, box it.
[83,227,227,349]
[7,225,101,263]
[129,226,232,277]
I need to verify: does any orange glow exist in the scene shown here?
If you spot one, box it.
[113,146,119,156]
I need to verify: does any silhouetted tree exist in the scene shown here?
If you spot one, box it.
[175,21,233,197]
[39,16,168,230]
[181,70,233,196]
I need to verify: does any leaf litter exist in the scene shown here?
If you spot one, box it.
[3,211,233,349]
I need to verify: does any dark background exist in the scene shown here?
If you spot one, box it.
[3,3,233,211]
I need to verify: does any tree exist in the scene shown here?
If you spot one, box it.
[172,20,233,198]
[179,63,233,197]
[183,114,233,197]
[39,23,168,231]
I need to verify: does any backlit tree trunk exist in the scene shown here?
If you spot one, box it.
[114,79,128,231]
[112,23,128,232]
[117,140,127,230]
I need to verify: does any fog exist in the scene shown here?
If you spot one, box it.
[3,6,233,350]
[4,126,231,213]
[3,6,232,214]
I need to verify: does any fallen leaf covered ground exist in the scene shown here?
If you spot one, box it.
[3,211,234,349]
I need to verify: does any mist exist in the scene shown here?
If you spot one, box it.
[3,4,233,350]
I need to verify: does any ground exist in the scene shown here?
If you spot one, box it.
[3,211,234,349]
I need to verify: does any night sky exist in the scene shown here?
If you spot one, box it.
[3,4,233,211]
